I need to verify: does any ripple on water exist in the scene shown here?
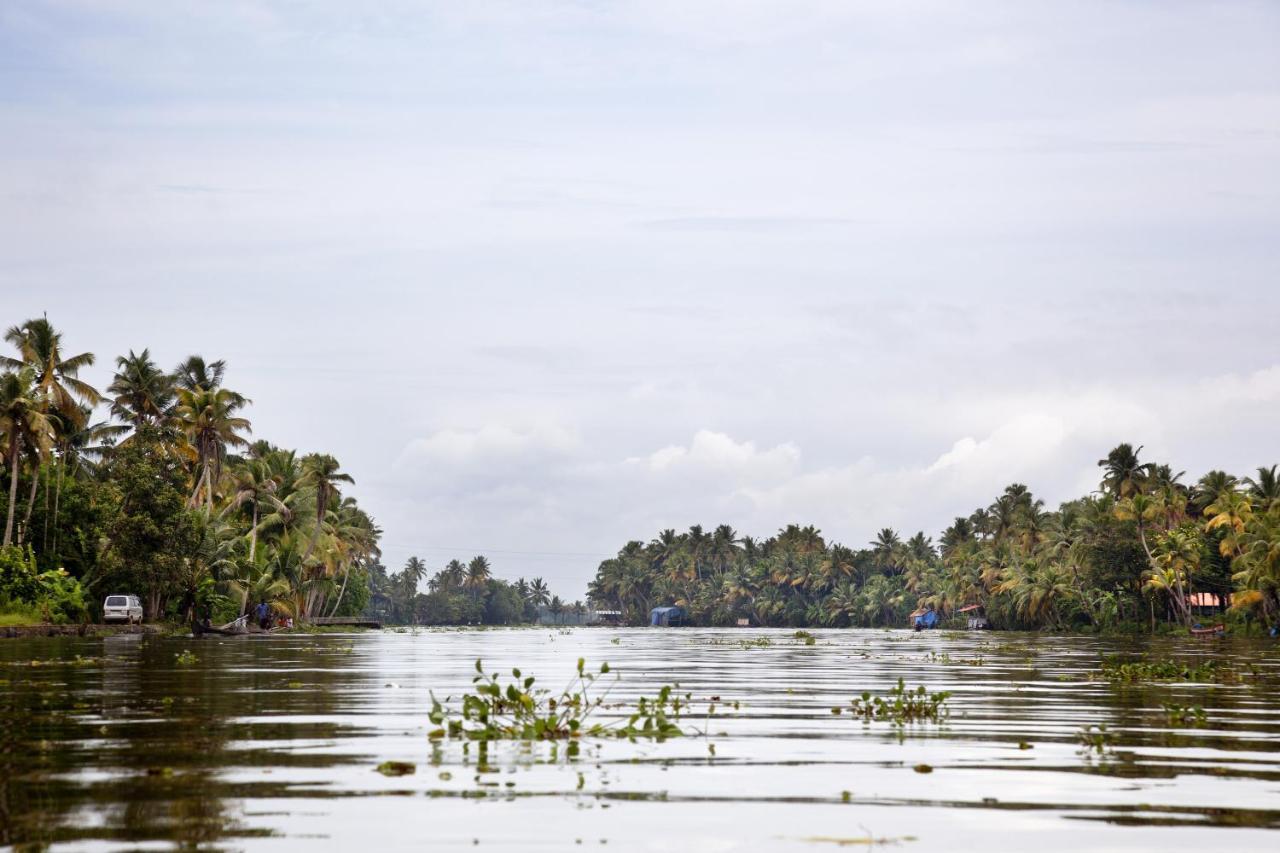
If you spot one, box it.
[1,628,1278,850]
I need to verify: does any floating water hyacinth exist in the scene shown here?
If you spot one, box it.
[428,658,684,742]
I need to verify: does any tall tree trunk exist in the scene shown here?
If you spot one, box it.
[328,563,352,617]
[19,463,39,546]
[41,461,50,551]
[249,503,258,562]
[4,440,20,547]
[52,458,65,559]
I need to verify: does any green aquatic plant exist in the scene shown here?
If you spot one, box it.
[375,761,415,776]
[1077,724,1113,755]
[174,650,197,666]
[428,658,684,742]
[1095,656,1228,683]
[1163,703,1209,728]
[845,679,951,726]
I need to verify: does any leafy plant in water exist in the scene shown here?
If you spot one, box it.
[844,678,951,726]
[1096,656,1229,683]
[174,650,197,666]
[1163,703,1209,728]
[428,658,684,742]
[1077,724,1113,755]
[375,761,415,776]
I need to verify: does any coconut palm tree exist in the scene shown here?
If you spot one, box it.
[465,555,492,599]
[1098,443,1152,499]
[107,349,175,428]
[1203,488,1253,557]
[0,368,54,547]
[2,317,101,425]
[1245,465,1280,512]
[1192,470,1238,513]
[528,577,551,608]
[221,459,287,562]
[402,557,428,591]
[175,384,252,513]
[175,355,231,393]
[295,454,352,564]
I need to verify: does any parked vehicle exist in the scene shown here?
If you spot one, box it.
[103,595,143,624]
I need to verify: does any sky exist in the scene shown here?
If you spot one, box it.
[2,1,1279,598]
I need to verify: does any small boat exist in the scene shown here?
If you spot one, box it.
[193,615,249,637]
[1189,623,1226,638]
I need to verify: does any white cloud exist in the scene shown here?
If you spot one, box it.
[627,430,800,481]
[397,422,579,468]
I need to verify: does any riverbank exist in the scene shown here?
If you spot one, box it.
[0,623,163,639]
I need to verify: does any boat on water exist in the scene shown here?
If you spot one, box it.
[193,615,249,637]
[1189,623,1226,638]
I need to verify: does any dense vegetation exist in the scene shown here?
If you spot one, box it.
[587,445,1280,632]
[367,556,582,626]
[0,316,379,624]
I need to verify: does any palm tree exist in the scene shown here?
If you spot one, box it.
[2,317,101,425]
[108,349,175,428]
[221,459,287,562]
[870,528,902,572]
[1245,465,1280,511]
[528,577,551,608]
[1192,470,1237,513]
[1098,443,1152,499]
[175,355,231,393]
[295,453,352,564]
[402,556,428,591]
[0,368,53,546]
[1203,488,1253,557]
[175,384,252,512]
[3,318,101,549]
[465,555,492,599]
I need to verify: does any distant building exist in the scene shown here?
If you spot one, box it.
[648,606,688,627]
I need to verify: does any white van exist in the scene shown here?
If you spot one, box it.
[103,595,143,624]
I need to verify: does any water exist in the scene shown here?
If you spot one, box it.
[2,628,1278,851]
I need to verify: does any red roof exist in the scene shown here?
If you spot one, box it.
[956,604,983,613]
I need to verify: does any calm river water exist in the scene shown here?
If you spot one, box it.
[2,628,1278,851]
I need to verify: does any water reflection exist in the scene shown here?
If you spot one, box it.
[1,629,1277,850]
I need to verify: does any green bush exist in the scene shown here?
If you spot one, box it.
[0,544,87,624]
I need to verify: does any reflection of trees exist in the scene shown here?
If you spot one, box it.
[1,635,375,847]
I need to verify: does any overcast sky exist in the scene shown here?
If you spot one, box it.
[2,1,1278,597]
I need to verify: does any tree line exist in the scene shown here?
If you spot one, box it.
[587,444,1280,631]
[366,555,584,626]
[0,316,379,624]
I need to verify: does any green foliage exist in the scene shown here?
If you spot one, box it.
[1096,656,1228,683]
[0,544,86,623]
[428,658,684,742]
[1077,724,1113,756]
[589,443,1280,633]
[842,678,951,726]
[0,319,382,628]
[374,761,415,776]
[96,426,203,617]
[1163,704,1209,727]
